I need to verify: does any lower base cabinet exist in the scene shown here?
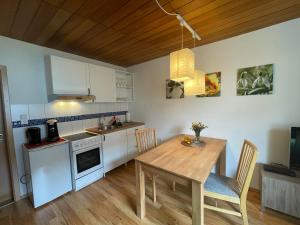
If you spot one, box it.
[103,130,127,174]
[23,142,72,208]
[102,125,144,174]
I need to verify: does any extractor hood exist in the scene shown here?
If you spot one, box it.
[48,94,96,102]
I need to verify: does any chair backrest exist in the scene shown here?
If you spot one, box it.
[135,128,157,153]
[235,140,258,199]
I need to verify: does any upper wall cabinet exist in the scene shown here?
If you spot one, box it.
[47,56,90,95]
[46,55,133,102]
[89,64,116,102]
[115,70,134,102]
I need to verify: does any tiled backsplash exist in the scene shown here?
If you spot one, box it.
[11,102,129,197]
[11,101,129,137]
[11,102,128,122]
[12,111,127,128]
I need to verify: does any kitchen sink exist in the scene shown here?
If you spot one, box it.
[99,124,122,131]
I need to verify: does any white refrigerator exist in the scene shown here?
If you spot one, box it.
[23,141,72,208]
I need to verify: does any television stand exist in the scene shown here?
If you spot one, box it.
[261,169,300,218]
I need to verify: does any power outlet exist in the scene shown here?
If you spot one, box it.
[20,114,28,125]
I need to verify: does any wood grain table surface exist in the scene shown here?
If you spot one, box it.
[135,134,227,225]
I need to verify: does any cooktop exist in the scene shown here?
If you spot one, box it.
[63,132,97,142]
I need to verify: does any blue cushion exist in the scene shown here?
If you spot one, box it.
[205,173,239,198]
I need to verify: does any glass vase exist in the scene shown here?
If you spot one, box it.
[194,130,201,143]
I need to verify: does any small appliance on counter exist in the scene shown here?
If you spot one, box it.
[26,127,42,145]
[46,119,59,142]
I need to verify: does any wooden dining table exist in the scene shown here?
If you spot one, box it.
[135,134,227,225]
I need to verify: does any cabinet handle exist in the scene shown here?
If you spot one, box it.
[103,135,106,141]
[88,88,91,95]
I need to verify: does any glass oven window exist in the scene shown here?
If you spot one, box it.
[76,148,100,173]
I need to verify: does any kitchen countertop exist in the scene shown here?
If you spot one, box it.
[86,121,145,135]
[23,138,69,152]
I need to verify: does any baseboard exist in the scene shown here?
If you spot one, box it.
[19,193,29,200]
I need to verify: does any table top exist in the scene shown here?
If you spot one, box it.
[135,135,227,183]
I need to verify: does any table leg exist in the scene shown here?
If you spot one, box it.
[192,181,204,225]
[217,148,226,176]
[135,161,145,219]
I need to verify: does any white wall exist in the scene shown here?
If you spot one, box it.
[0,36,124,104]
[128,18,300,189]
[0,37,127,196]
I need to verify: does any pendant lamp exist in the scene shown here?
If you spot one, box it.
[154,0,201,82]
[185,70,206,96]
[170,48,195,82]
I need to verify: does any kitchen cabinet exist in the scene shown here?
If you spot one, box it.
[115,70,134,102]
[23,142,72,208]
[100,124,144,174]
[47,55,90,95]
[126,125,144,161]
[46,55,134,102]
[102,130,127,173]
[89,64,116,102]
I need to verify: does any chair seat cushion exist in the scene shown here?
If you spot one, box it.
[205,173,239,198]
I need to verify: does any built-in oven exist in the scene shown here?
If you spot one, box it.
[72,145,103,180]
[63,133,104,191]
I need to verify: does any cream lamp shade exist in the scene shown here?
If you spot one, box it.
[170,48,195,82]
[185,70,206,96]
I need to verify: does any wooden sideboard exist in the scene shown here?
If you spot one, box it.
[261,169,300,218]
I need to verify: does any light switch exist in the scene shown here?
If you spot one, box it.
[20,114,28,125]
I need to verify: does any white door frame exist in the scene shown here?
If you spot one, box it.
[0,66,20,201]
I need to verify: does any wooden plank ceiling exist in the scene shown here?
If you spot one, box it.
[1,0,300,67]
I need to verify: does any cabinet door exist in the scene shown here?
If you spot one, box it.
[126,126,145,162]
[89,64,116,102]
[102,130,127,173]
[49,55,89,95]
[29,143,72,208]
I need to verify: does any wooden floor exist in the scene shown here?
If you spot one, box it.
[1,161,299,225]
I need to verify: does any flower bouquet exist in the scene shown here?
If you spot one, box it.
[191,122,207,143]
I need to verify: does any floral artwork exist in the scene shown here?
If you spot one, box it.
[196,72,221,97]
[166,79,184,99]
[237,64,273,96]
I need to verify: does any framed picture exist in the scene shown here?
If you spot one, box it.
[196,72,221,97]
[237,64,273,96]
[166,79,184,99]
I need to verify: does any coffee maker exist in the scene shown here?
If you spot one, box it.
[27,127,42,145]
[46,119,59,142]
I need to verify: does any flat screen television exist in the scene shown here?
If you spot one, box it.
[290,127,300,170]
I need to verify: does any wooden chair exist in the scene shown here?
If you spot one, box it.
[204,140,258,225]
[135,128,158,202]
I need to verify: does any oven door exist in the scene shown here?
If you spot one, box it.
[72,145,103,180]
